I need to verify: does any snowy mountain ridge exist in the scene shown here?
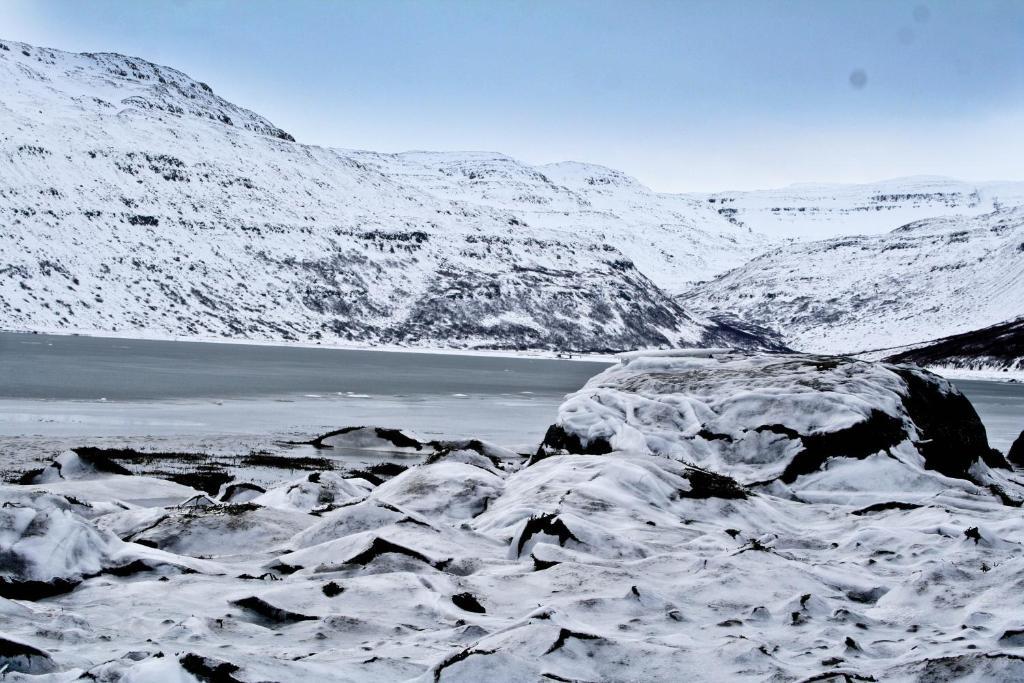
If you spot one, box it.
[683,207,1024,355]
[2,36,1022,354]
[686,175,1024,240]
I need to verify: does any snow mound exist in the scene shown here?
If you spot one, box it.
[0,488,223,600]
[252,472,373,513]
[537,352,1016,504]
[0,490,120,597]
[112,502,315,557]
[4,361,1024,679]
[28,449,132,483]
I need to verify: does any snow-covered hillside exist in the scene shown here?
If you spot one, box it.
[686,176,1024,240]
[0,38,772,352]
[683,208,1024,354]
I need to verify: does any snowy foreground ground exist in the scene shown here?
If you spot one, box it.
[3,351,1024,681]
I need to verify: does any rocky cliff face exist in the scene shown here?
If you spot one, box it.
[0,38,774,352]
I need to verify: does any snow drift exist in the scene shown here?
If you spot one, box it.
[4,355,1024,680]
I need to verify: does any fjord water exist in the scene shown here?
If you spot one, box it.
[0,332,611,447]
[0,332,1020,451]
[955,379,1024,454]
[0,332,611,399]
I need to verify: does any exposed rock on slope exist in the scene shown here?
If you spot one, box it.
[885,316,1024,374]
[683,208,1024,354]
[0,633,56,675]
[1009,431,1024,467]
[0,38,770,351]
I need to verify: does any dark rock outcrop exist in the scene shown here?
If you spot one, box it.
[229,597,317,625]
[0,635,56,674]
[514,513,582,557]
[890,367,1008,477]
[885,316,1024,374]
[1008,431,1024,467]
[451,592,486,613]
[531,424,612,465]
[779,409,907,484]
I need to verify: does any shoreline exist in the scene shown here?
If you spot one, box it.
[7,327,1023,383]
[925,365,1024,383]
[1,327,621,364]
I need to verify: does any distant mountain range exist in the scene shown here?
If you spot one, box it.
[683,208,1024,360]
[1,37,1021,361]
[0,38,769,352]
[685,176,1024,240]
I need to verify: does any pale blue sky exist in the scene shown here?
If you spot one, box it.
[2,0,1022,191]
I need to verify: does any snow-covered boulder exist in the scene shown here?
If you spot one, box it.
[253,471,373,512]
[26,449,132,484]
[0,490,120,599]
[536,352,1015,504]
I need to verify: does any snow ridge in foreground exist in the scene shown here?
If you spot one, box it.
[3,353,1024,681]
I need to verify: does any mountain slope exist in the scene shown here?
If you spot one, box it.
[0,38,771,352]
[885,316,1024,373]
[682,208,1024,354]
[686,176,1024,240]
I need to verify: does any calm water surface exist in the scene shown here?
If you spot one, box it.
[953,379,1023,453]
[0,332,607,400]
[0,332,1020,451]
[0,332,610,448]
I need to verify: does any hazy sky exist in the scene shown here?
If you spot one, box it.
[2,0,1022,191]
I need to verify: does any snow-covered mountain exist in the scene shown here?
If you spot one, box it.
[682,208,1024,355]
[0,38,774,352]
[686,176,1024,240]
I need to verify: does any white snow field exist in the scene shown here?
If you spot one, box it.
[4,352,1024,681]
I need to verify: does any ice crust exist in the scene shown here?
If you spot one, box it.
[3,355,1024,681]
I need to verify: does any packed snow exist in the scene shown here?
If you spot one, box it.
[3,353,1024,681]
